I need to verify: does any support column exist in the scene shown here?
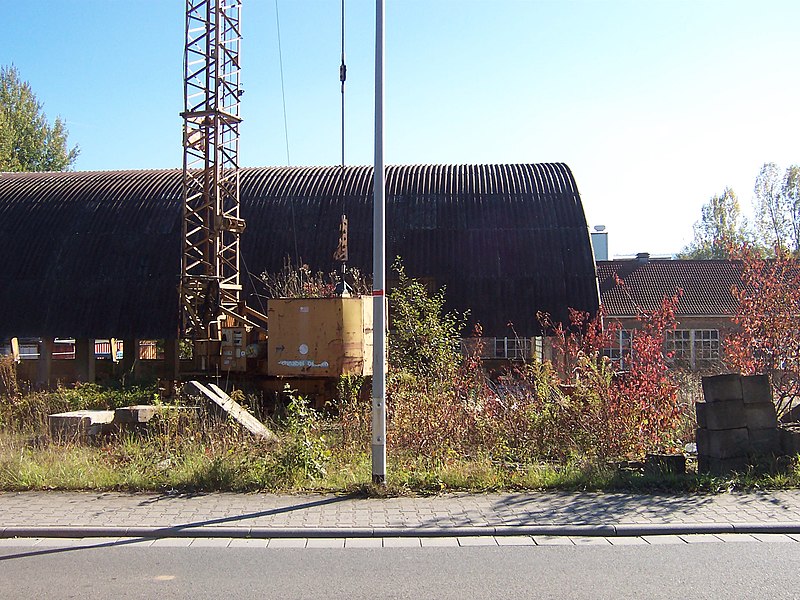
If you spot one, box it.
[36,337,54,389]
[10,337,20,362]
[75,338,96,383]
[122,338,140,382]
[164,338,180,382]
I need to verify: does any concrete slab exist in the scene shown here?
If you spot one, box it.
[641,535,687,545]
[150,538,194,547]
[344,538,383,548]
[267,538,308,548]
[115,539,156,548]
[420,537,460,547]
[113,405,159,424]
[458,537,498,547]
[228,539,269,548]
[713,533,759,543]
[305,538,345,549]
[383,537,421,548]
[533,536,574,546]
[184,381,276,442]
[496,536,536,546]
[680,534,721,544]
[189,538,232,548]
[0,538,43,547]
[751,534,796,543]
[48,410,115,441]
[35,538,88,547]
[570,537,612,546]
[607,537,649,546]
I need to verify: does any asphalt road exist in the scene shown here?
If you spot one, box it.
[1,539,798,599]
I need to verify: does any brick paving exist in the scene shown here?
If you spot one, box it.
[2,489,800,532]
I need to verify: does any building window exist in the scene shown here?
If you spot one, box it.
[494,337,532,360]
[605,330,631,368]
[665,329,720,371]
[461,336,535,361]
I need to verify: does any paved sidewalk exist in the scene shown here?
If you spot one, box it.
[3,490,800,539]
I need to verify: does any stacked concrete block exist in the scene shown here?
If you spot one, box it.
[697,374,779,475]
[779,424,800,455]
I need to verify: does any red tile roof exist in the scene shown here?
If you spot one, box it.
[597,258,742,317]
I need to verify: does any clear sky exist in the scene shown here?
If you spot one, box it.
[2,0,798,257]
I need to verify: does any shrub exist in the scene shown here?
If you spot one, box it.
[725,246,800,418]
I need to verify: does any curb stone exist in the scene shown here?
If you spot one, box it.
[4,522,800,540]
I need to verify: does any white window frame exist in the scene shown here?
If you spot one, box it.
[665,329,720,370]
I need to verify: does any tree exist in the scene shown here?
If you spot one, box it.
[0,65,78,172]
[679,187,749,259]
[754,162,800,255]
[725,246,800,418]
[387,258,466,380]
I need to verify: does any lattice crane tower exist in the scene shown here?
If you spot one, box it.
[180,0,246,339]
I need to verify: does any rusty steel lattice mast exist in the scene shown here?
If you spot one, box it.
[180,0,246,339]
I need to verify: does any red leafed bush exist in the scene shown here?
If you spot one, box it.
[725,246,800,418]
[539,293,685,459]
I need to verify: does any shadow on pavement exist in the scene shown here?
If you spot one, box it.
[0,495,352,562]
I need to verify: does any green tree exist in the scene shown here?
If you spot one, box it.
[0,65,78,172]
[782,164,800,253]
[387,258,466,380]
[753,162,800,255]
[679,187,749,259]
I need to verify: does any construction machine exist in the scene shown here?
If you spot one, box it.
[178,0,373,391]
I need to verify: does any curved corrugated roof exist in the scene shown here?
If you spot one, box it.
[0,164,598,338]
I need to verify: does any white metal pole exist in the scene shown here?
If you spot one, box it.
[371,0,387,485]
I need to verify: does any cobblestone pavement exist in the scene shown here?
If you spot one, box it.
[2,490,800,533]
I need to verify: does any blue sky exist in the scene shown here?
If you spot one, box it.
[2,0,798,257]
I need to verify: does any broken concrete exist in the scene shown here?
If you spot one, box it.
[48,410,115,441]
[183,380,277,442]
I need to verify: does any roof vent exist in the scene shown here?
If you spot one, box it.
[636,252,650,263]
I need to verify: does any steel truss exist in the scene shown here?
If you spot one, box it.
[180,0,245,338]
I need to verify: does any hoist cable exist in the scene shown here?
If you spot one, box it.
[273,0,301,274]
[339,0,348,273]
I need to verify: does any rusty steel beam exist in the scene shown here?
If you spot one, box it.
[180,0,244,339]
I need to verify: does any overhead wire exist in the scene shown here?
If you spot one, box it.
[338,0,348,276]
[273,0,301,272]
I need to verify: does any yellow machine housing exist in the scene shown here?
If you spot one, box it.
[267,297,373,378]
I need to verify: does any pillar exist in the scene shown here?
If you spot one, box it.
[122,338,140,382]
[164,338,180,381]
[75,338,96,383]
[36,337,54,389]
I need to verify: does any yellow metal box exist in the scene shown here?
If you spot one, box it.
[267,297,374,377]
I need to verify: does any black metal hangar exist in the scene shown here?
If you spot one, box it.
[0,163,599,341]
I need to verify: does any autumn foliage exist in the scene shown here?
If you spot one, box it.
[725,246,800,417]
[540,292,685,459]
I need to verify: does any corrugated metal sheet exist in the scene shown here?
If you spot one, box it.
[0,164,598,338]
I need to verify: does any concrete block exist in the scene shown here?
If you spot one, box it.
[701,398,747,430]
[49,410,115,441]
[696,427,749,459]
[748,427,780,455]
[745,402,778,430]
[702,374,743,403]
[741,374,772,404]
[113,405,159,424]
[644,453,686,475]
[697,454,750,476]
[695,402,707,429]
[779,426,800,455]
